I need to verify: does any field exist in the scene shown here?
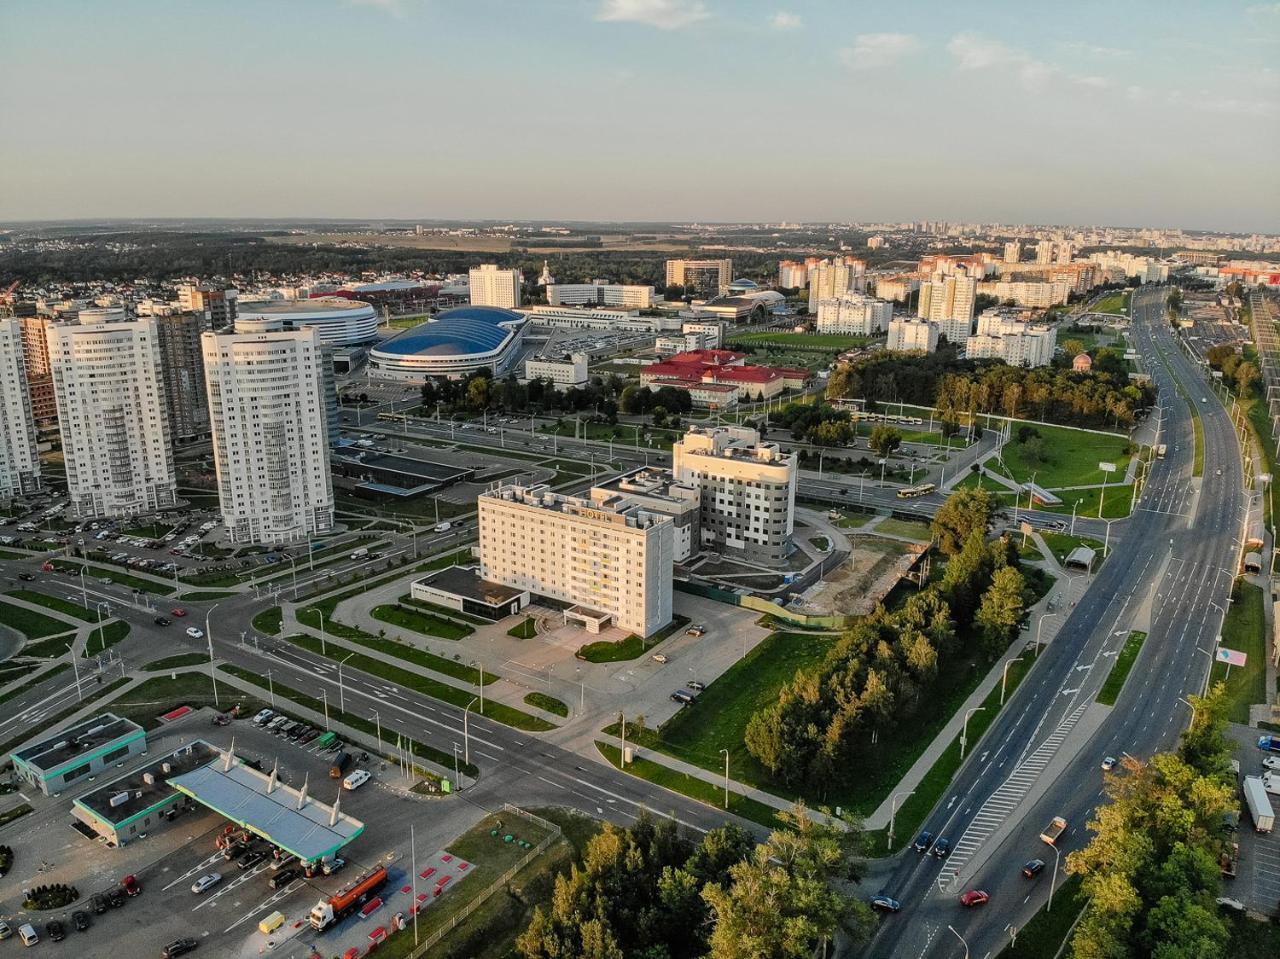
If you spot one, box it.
[1091,290,1132,315]
[724,331,870,350]
[1211,580,1266,722]
[0,599,74,639]
[371,602,475,640]
[999,423,1132,490]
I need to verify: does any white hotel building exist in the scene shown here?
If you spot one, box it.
[49,310,177,518]
[815,292,893,335]
[886,318,940,353]
[201,323,334,544]
[469,264,522,309]
[0,318,40,498]
[964,310,1057,368]
[478,484,673,637]
[546,283,656,309]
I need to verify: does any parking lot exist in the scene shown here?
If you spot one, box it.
[0,704,490,958]
[1227,724,1280,916]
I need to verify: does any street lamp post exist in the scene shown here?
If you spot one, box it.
[887,790,914,850]
[1001,653,1026,706]
[338,652,353,711]
[719,748,730,810]
[372,709,382,750]
[452,744,461,790]
[948,925,970,959]
[266,670,275,708]
[318,609,327,656]
[471,661,484,713]
[1035,611,1059,656]
[1047,845,1063,912]
[960,706,985,760]
[321,689,330,730]
[464,697,477,766]
[65,643,82,703]
[1178,695,1197,729]
[206,603,220,707]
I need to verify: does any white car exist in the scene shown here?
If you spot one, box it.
[342,769,372,791]
[185,626,204,639]
[191,872,222,894]
[252,709,274,726]
[1215,897,1246,913]
[1263,755,1280,771]
[651,653,669,664]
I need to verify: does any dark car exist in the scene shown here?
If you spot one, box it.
[107,888,125,908]
[913,831,934,853]
[17,573,34,581]
[91,893,109,914]
[687,680,706,691]
[269,868,299,890]
[932,837,952,858]
[300,728,320,744]
[162,938,199,959]
[287,724,309,740]
[154,616,171,626]
[237,850,266,870]
[870,894,901,913]
[46,920,65,942]
[1022,859,1045,878]
[71,911,90,932]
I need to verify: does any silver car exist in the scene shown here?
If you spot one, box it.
[191,872,222,894]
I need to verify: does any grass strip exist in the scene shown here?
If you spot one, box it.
[507,617,538,639]
[176,590,238,601]
[52,560,176,595]
[1211,580,1266,723]
[577,615,689,663]
[1097,631,1147,706]
[143,654,210,672]
[0,600,75,639]
[596,742,782,831]
[82,621,130,658]
[400,594,488,625]
[19,633,78,658]
[218,664,478,776]
[524,692,568,717]
[371,603,474,641]
[282,633,552,732]
[1000,875,1086,958]
[0,804,34,830]
[295,611,493,685]
[252,606,282,636]
[864,650,1039,852]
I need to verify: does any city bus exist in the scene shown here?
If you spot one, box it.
[897,483,937,499]
[1157,444,1167,459]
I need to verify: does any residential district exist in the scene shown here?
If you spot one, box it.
[0,221,1278,959]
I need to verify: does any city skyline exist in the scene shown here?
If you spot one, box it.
[2,0,1277,232]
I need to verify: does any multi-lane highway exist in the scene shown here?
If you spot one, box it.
[864,286,1244,959]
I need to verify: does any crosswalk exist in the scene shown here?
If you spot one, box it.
[937,700,1091,891]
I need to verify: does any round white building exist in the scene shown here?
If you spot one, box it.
[234,297,379,346]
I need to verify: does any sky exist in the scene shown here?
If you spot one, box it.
[2,0,1278,232]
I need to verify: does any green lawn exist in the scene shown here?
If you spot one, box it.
[176,590,238,601]
[104,672,261,730]
[876,518,932,541]
[507,617,538,639]
[1000,875,1086,959]
[143,653,210,672]
[252,606,282,636]
[83,620,130,657]
[371,603,474,640]
[596,742,782,830]
[1211,581,1266,723]
[1097,631,1148,706]
[576,616,689,663]
[956,471,1014,494]
[283,632,552,731]
[296,609,491,684]
[1040,531,1109,566]
[401,594,489,625]
[725,331,869,350]
[999,424,1132,490]
[0,599,74,639]
[1242,396,1279,526]
[1092,290,1131,315]
[20,634,77,658]
[524,692,568,717]
[864,651,1039,851]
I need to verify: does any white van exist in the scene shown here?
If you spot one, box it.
[18,924,38,946]
[342,769,372,791]
[350,547,369,561]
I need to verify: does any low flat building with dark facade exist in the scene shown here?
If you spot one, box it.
[12,713,146,797]
[411,565,528,620]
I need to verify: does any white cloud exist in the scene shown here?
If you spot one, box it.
[770,11,802,31]
[839,33,922,70]
[1071,75,1112,89]
[947,31,1058,91]
[1168,88,1278,117]
[595,0,711,30]
[1060,41,1131,58]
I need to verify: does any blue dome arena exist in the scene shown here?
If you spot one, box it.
[369,306,528,380]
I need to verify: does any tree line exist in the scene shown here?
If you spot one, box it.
[517,808,876,959]
[745,490,1030,791]
[1205,344,1260,397]
[826,349,1155,430]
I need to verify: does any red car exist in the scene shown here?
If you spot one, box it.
[41,562,54,572]
[121,874,141,897]
[959,890,989,907]
[170,608,187,617]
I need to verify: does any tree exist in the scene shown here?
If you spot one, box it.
[974,565,1027,657]
[466,375,490,410]
[651,405,668,427]
[1062,338,1087,357]
[867,425,902,458]
[931,488,994,556]
[1021,434,1048,465]
[1234,360,1259,397]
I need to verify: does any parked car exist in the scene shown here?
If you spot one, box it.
[651,653,669,664]
[269,869,299,890]
[959,890,990,907]
[670,690,694,705]
[107,888,125,908]
[121,874,141,897]
[869,894,901,913]
[300,728,320,744]
[252,709,274,725]
[154,616,171,627]
[17,573,34,582]
[237,850,266,870]
[342,769,372,791]
[913,832,934,854]
[1215,897,1247,913]
[45,920,65,942]
[71,911,90,932]
[185,626,204,639]
[687,680,706,691]
[191,873,221,894]
[1022,859,1045,878]
[685,624,706,637]
[0,919,10,940]
[1262,755,1280,771]
[90,893,109,914]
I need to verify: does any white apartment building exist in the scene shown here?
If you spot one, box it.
[965,323,1057,367]
[655,333,710,357]
[0,318,40,498]
[469,264,522,309]
[201,324,334,545]
[873,275,922,303]
[1035,240,1056,265]
[977,279,1071,308]
[807,258,867,312]
[815,292,893,335]
[886,317,939,353]
[545,283,656,309]
[665,259,732,297]
[681,320,723,349]
[590,468,701,563]
[523,305,679,332]
[478,484,673,637]
[1085,251,1170,284]
[49,310,177,518]
[918,268,976,343]
[671,426,796,567]
[1003,241,1021,264]
[778,260,808,289]
[524,352,588,389]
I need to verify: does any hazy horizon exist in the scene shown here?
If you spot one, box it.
[3,0,1278,233]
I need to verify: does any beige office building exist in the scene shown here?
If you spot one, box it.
[469,264,522,309]
[672,426,796,566]
[887,318,940,353]
[665,259,732,297]
[478,485,674,636]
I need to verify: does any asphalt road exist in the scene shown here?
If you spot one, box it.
[863,286,1244,959]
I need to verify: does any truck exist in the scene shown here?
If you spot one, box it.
[1039,816,1068,846]
[329,750,351,778]
[1256,735,1280,753]
[308,865,389,932]
[349,547,369,561]
[1220,840,1240,879]
[1244,776,1275,832]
